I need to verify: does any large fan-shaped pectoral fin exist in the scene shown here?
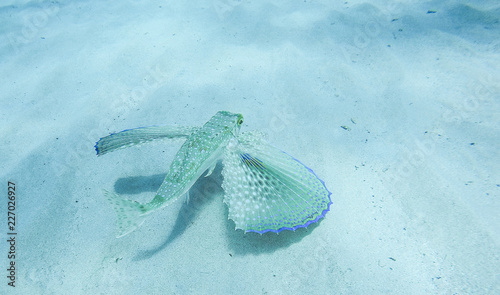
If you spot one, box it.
[221,132,332,234]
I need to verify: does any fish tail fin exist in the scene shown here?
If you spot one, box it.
[103,190,148,238]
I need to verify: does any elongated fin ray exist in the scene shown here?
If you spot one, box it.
[95,126,199,156]
[204,163,217,177]
[103,190,148,238]
[222,131,332,234]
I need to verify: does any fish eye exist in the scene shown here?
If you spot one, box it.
[238,118,243,125]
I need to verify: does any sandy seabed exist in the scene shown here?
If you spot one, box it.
[1,1,499,294]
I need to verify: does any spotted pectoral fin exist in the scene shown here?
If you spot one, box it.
[95,126,199,156]
[221,132,332,234]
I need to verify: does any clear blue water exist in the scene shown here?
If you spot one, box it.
[1,1,499,294]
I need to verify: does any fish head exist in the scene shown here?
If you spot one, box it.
[234,113,244,135]
[214,111,244,137]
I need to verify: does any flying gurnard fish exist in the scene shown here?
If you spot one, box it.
[95,111,332,237]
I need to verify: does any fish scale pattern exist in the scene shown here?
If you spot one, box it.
[222,132,332,234]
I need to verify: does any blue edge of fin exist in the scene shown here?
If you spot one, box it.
[244,151,333,234]
[94,126,155,156]
[95,128,136,156]
[96,135,331,234]
[94,138,102,155]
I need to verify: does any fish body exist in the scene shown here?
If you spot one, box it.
[145,111,243,211]
[96,111,331,237]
